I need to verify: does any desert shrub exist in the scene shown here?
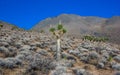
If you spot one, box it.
[87,52,99,65]
[0,58,5,67]
[4,59,16,69]
[0,47,8,53]
[4,58,22,69]
[0,46,9,57]
[37,49,48,56]
[26,56,56,74]
[0,46,17,57]
[2,58,22,69]
[17,50,34,62]
[15,54,25,61]
[7,47,17,57]
[0,42,9,47]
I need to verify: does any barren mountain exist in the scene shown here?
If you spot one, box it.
[32,14,106,34]
[100,16,120,44]
[32,14,120,44]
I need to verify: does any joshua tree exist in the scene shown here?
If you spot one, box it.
[49,21,67,61]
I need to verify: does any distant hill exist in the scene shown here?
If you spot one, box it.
[32,14,106,34]
[0,20,24,31]
[32,14,120,44]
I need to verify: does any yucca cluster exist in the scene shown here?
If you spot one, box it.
[83,35,109,42]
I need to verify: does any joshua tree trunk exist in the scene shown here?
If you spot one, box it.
[56,39,61,61]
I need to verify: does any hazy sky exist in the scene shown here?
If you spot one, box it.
[0,0,120,30]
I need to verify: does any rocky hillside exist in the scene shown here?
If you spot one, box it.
[0,21,120,75]
[32,14,120,44]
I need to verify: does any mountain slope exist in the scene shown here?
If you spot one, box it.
[32,14,120,44]
[101,16,120,44]
[0,21,120,75]
[32,14,106,34]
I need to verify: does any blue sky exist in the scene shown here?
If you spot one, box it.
[0,0,120,30]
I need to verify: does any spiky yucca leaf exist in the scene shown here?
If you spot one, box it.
[62,28,67,33]
[49,28,55,32]
[57,24,63,30]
